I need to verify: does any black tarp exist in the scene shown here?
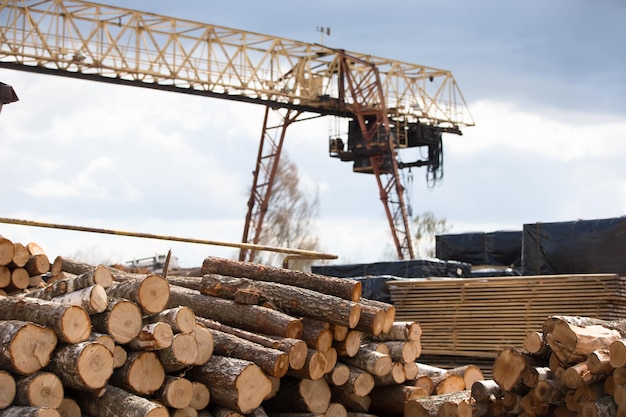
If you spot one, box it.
[435,230,522,268]
[311,259,472,279]
[522,216,626,276]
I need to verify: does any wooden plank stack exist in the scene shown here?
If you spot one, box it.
[0,236,484,417]
[387,274,626,358]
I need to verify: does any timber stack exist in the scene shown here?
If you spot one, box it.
[0,236,484,417]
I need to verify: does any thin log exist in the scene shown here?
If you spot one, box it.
[157,332,199,373]
[263,377,331,414]
[128,322,174,351]
[335,330,362,358]
[24,265,113,300]
[187,355,271,414]
[189,382,210,411]
[492,347,543,391]
[470,379,503,403]
[326,363,351,386]
[55,398,81,417]
[106,274,170,315]
[74,384,169,417]
[0,237,15,266]
[0,370,16,409]
[358,298,395,334]
[90,298,143,344]
[369,385,429,416]
[198,275,361,329]
[209,328,289,378]
[0,320,57,375]
[301,318,333,352]
[168,286,303,339]
[155,376,193,409]
[49,284,108,315]
[341,365,374,397]
[25,254,50,276]
[192,322,214,366]
[200,256,362,302]
[339,348,391,377]
[0,296,90,344]
[196,317,306,371]
[145,306,196,334]
[286,349,328,381]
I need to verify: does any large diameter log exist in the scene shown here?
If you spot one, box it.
[0,371,16,409]
[46,341,114,393]
[109,351,165,396]
[187,355,272,414]
[263,377,331,414]
[106,274,170,315]
[91,298,143,344]
[201,256,362,302]
[199,275,361,329]
[209,328,289,378]
[24,266,113,300]
[50,284,108,315]
[14,372,63,408]
[547,321,622,364]
[0,296,91,344]
[145,306,196,334]
[128,322,174,351]
[0,407,59,417]
[196,317,307,371]
[168,285,302,338]
[0,320,57,376]
[74,384,169,417]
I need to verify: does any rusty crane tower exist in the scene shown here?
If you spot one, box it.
[0,0,474,261]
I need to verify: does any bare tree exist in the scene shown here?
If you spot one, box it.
[255,152,323,270]
[412,211,450,258]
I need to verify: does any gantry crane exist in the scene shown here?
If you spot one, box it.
[0,0,474,261]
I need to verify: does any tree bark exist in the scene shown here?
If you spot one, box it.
[46,341,114,393]
[109,350,165,396]
[198,275,361,329]
[263,377,331,414]
[25,265,113,300]
[90,298,143,344]
[0,320,57,376]
[405,390,471,417]
[187,355,272,414]
[168,285,303,339]
[106,274,170,315]
[369,385,429,415]
[0,406,60,417]
[49,284,108,315]
[200,256,362,302]
[341,365,374,397]
[330,385,371,413]
[370,321,422,343]
[128,322,174,351]
[470,379,503,403]
[196,317,307,371]
[300,318,333,352]
[74,384,169,417]
[0,295,91,344]
[14,372,63,409]
[209,328,289,378]
[0,370,16,409]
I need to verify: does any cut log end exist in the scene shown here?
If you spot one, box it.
[235,364,272,414]
[6,321,58,375]
[60,306,93,344]
[138,275,171,314]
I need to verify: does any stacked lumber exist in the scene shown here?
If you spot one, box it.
[388,274,626,357]
[0,239,489,417]
[471,315,626,417]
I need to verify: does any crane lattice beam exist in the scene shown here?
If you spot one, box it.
[0,0,474,129]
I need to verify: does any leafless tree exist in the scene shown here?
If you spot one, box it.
[255,152,323,270]
[412,211,450,258]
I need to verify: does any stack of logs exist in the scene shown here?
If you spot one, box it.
[0,235,485,417]
[474,315,626,417]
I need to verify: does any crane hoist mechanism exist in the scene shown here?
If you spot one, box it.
[0,0,474,262]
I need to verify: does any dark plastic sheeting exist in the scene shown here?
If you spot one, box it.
[522,216,626,276]
[311,259,472,280]
[435,230,522,268]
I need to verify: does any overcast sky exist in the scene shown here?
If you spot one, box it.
[1,0,625,267]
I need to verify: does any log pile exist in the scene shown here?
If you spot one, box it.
[0,237,486,417]
[471,315,626,417]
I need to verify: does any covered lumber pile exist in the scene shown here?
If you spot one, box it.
[0,236,486,417]
[388,274,626,357]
